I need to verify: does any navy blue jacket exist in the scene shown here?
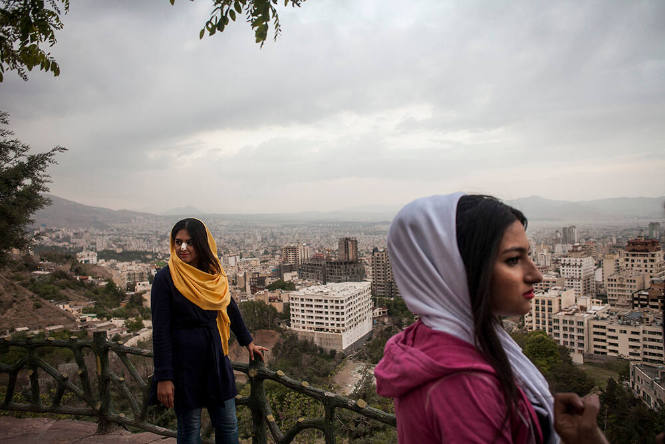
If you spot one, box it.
[151,266,252,411]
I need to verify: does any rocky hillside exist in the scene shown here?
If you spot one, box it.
[0,271,77,332]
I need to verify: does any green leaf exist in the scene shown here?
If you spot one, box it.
[229,10,236,21]
[199,28,205,39]
[169,0,175,5]
[234,1,242,13]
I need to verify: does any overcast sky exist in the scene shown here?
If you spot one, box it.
[1,0,664,214]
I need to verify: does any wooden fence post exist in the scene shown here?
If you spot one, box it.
[93,331,113,434]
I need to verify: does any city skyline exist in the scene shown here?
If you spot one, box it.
[2,0,664,213]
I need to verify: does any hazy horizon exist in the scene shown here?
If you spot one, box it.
[44,192,665,216]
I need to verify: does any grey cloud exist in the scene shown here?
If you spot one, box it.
[1,0,663,212]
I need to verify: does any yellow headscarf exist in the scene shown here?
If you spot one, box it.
[168,220,232,356]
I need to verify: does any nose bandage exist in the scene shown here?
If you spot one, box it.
[180,241,189,250]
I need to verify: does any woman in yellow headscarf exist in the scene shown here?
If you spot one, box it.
[151,218,267,443]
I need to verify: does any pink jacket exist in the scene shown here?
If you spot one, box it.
[375,321,542,444]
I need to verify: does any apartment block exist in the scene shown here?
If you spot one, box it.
[560,254,596,297]
[602,253,621,292]
[606,271,650,308]
[289,282,372,351]
[298,259,365,284]
[298,243,311,264]
[76,250,98,264]
[648,222,661,240]
[371,248,399,299]
[622,238,665,279]
[588,310,664,364]
[534,274,565,294]
[552,305,607,362]
[561,225,578,245]
[281,246,299,265]
[631,363,665,409]
[525,288,575,334]
[338,237,359,262]
[632,279,665,311]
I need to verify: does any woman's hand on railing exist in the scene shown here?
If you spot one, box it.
[247,341,269,362]
[157,380,174,409]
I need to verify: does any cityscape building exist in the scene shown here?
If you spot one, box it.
[562,226,578,244]
[534,273,565,294]
[622,238,665,279]
[298,259,365,284]
[631,363,665,409]
[606,271,650,308]
[297,243,311,264]
[588,310,664,364]
[371,248,399,299]
[631,279,664,311]
[524,288,576,334]
[281,245,299,265]
[602,253,621,289]
[338,237,359,262]
[289,282,372,351]
[560,253,595,297]
[552,304,607,363]
[76,250,97,264]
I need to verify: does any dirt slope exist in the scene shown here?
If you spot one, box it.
[0,272,77,332]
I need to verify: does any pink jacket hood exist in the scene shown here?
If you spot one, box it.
[375,320,495,398]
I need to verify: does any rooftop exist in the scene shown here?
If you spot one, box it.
[291,281,371,298]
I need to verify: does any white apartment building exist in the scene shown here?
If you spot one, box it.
[631,363,665,409]
[588,310,664,365]
[560,255,595,297]
[525,288,575,334]
[606,271,650,308]
[224,255,240,267]
[289,282,372,351]
[76,250,98,265]
[298,243,311,264]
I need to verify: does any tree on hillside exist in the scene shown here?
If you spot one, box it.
[0,111,66,263]
[238,299,280,330]
[522,330,560,375]
[1,0,305,82]
[600,377,665,443]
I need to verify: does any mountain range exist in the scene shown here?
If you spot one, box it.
[32,194,665,228]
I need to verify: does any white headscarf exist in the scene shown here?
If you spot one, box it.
[387,193,558,444]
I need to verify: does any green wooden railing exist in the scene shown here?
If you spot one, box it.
[0,331,395,443]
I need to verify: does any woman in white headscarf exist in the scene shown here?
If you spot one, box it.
[375,193,554,443]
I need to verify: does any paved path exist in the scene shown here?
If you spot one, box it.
[333,359,370,396]
[0,417,176,443]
